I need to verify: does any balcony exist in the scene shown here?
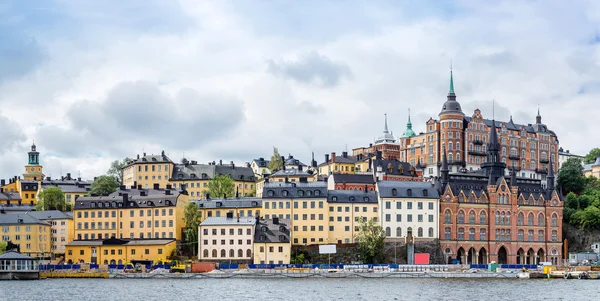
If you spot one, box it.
[508,166,521,172]
[468,150,486,156]
[473,139,484,145]
[449,160,466,166]
[539,158,549,164]
[535,168,548,174]
[508,154,520,160]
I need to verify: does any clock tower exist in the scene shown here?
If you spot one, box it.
[23,142,44,181]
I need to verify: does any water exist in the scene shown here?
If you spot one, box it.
[2,278,598,301]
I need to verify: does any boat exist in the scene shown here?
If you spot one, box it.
[516,272,530,279]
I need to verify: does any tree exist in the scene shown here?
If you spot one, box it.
[36,187,66,211]
[355,218,386,264]
[90,175,120,196]
[558,157,585,194]
[107,157,133,183]
[0,241,6,254]
[585,148,600,164]
[183,202,200,255]
[268,147,283,171]
[207,174,235,198]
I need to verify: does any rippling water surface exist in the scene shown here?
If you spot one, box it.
[3,278,598,301]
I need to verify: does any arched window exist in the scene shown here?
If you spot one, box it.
[448,153,454,162]
[469,211,476,224]
[203,249,209,258]
[541,152,547,160]
[502,147,506,156]
[449,142,453,151]
[528,213,534,226]
[212,250,217,257]
[396,227,402,237]
[469,228,475,240]
[518,229,524,241]
[417,227,423,237]
[221,249,226,258]
[480,211,487,224]
[238,249,243,257]
[247,249,252,257]
[495,212,500,224]
[385,227,391,237]
[552,213,557,227]
[506,212,511,225]
[407,189,412,196]
[456,153,461,161]
[229,249,235,258]
[444,210,451,224]
[530,161,535,169]
[428,227,434,237]
[518,213,524,226]
[391,189,397,196]
[457,210,465,224]
[458,194,465,203]
[538,213,545,226]
[501,212,505,224]
[456,142,460,151]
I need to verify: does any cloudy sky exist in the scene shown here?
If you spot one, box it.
[0,0,598,180]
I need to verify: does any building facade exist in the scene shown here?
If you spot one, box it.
[122,151,174,189]
[40,177,92,208]
[251,157,271,178]
[253,217,291,264]
[399,71,560,180]
[65,238,176,265]
[198,215,255,262]
[194,197,262,222]
[437,118,563,265]
[352,114,401,161]
[326,190,379,244]
[583,156,600,179]
[0,212,51,259]
[73,186,189,241]
[377,181,440,241]
[327,174,376,191]
[26,211,73,258]
[170,160,256,198]
[558,147,584,170]
[318,152,359,175]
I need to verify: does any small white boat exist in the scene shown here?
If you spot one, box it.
[516,272,530,279]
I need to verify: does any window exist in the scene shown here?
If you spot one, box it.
[518,213,524,226]
[457,228,464,240]
[479,229,486,241]
[385,214,391,222]
[396,202,402,209]
[396,227,402,237]
[457,211,464,224]
[538,213,545,226]
[444,210,451,224]
[396,214,401,222]
[528,230,534,242]
[551,214,557,227]
[469,211,475,224]
[385,202,391,209]
[407,202,412,209]
[552,230,557,242]
[428,227,434,238]
[417,202,423,210]
[538,230,544,242]
[417,227,423,237]
[468,228,475,240]
[407,214,412,222]
[444,227,451,240]
[518,230,524,241]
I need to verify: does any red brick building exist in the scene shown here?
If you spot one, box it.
[437,117,563,265]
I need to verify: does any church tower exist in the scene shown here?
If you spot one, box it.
[23,142,44,181]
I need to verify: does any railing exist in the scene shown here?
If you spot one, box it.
[539,158,549,164]
[468,150,486,156]
[508,155,520,160]
[473,140,484,145]
[535,168,548,174]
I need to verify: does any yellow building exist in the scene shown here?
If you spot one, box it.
[27,211,74,257]
[0,188,23,207]
[318,152,358,176]
[0,212,51,259]
[261,182,329,245]
[584,156,600,178]
[194,197,261,222]
[170,160,257,198]
[327,190,379,244]
[198,215,255,262]
[122,151,174,189]
[65,238,176,265]
[73,186,189,241]
[253,217,291,264]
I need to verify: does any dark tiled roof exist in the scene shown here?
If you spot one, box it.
[270,168,313,177]
[126,151,173,166]
[464,117,556,137]
[74,188,183,210]
[252,158,270,168]
[0,205,33,212]
[24,210,72,220]
[283,155,306,167]
[171,163,256,182]
[319,155,358,166]
[0,192,22,200]
[378,181,439,198]
[255,219,290,244]
[20,181,38,191]
[0,251,35,260]
[374,160,416,177]
[329,173,374,184]
[327,190,378,203]
[0,213,49,226]
[41,180,91,193]
[193,197,262,209]
[67,238,175,246]
[262,182,327,199]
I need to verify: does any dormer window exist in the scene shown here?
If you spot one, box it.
[349,196,355,202]
[267,190,275,197]
[407,189,412,197]
[307,190,312,196]
[314,190,321,196]
[332,196,337,202]
[422,189,428,197]
[279,226,286,232]
[260,235,266,241]
[391,188,397,196]
[279,235,287,242]
[178,174,183,179]
[190,173,196,178]
[282,190,289,196]
[297,190,304,197]
[262,226,268,232]
[91,202,96,208]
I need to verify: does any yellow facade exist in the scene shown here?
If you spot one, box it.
[23,165,44,182]
[122,160,174,189]
[73,189,189,241]
[253,242,291,264]
[261,198,329,245]
[0,216,51,259]
[327,202,379,244]
[318,162,356,176]
[170,179,256,199]
[1,178,35,206]
[65,239,176,264]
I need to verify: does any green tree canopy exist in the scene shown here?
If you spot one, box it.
[207,174,235,198]
[107,157,133,183]
[268,147,283,171]
[558,157,585,194]
[355,218,386,264]
[36,187,66,211]
[90,175,120,196]
[183,201,200,255]
[585,148,600,164]
[0,241,6,254]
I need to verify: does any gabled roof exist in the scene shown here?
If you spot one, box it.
[74,188,183,209]
[126,151,173,166]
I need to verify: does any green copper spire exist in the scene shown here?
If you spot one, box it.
[401,108,416,138]
[449,69,455,94]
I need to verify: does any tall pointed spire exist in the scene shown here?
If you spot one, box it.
[384,113,389,132]
[547,157,555,192]
[440,66,463,117]
[449,68,455,95]
[441,146,449,185]
[536,105,542,124]
[401,108,416,138]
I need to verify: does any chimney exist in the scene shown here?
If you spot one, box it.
[77,177,81,181]
[235,186,239,198]
[165,190,171,195]
[219,160,222,165]
[137,184,142,190]
[231,161,235,168]
[369,143,373,147]
[153,183,160,190]
[0,179,4,186]
[342,151,348,158]
[376,150,382,161]
[206,193,210,199]
[223,193,227,199]
[166,184,172,190]
[273,216,279,224]
[364,184,368,192]
[67,173,71,179]
[331,152,336,162]
[298,164,303,171]
[119,185,126,190]
[161,150,165,157]
[255,211,260,225]
[137,154,140,159]
[246,162,251,168]
[226,212,234,219]
[0,188,3,193]
[325,154,330,163]
[133,181,137,187]
[122,193,129,203]
[212,161,216,165]
[45,177,50,181]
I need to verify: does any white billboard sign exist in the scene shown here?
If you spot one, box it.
[319,244,337,254]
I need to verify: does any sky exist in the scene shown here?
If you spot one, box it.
[0,0,599,180]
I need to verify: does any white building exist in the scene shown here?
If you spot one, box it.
[198,214,255,262]
[26,210,73,256]
[558,147,584,169]
[376,181,440,240]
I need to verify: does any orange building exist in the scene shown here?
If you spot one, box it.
[399,71,559,181]
[352,114,400,161]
